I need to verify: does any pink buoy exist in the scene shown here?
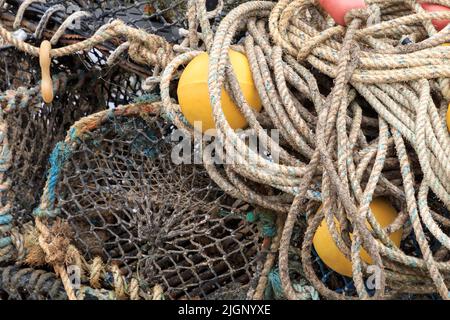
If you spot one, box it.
[318,0,366,26]
[319,0,450,30]
[420,3,450,31]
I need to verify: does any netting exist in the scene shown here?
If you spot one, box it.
[4,74,107,223]
[33,103,263,300]
[1,0,450,301]
[0,0,185,265]
[0,0,270,301]
[159,0,450,300]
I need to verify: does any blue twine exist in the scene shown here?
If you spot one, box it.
[130,126,159,158]
[106,108,115,120]
[262,224,277,238]
[0,236,11,248]
[0,214,12,225]
[312,247,356,295]
[133,93,160,104]
[34,141,73,217]
[265,268,285,300]
[69,127,79,141]
[47,142,73,204]
[259,211,277,237]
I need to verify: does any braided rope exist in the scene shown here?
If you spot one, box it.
[0,15,174,69]
[32,102,162,300]
[2,0,450,300]
[160,0,450,299]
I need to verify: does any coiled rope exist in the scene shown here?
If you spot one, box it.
[1,0,450,300]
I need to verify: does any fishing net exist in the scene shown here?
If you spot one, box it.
[0,0,191,265]
[0,68,108,268]
[0,265,67,300]
[1,0,450,301]
[159,0,450,300]
[27,102,267,300]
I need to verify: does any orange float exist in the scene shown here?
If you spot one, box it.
[319,0,450,30]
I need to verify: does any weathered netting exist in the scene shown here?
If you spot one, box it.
[1,0,450,301]
[0,0,191,265]
[27,102,264,300]
[0,71,110,270]
[0,265,67,300]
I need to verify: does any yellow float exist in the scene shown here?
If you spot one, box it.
[313,198,402,277]
[447,104,450,132]
[177,50,261,133]
[441,44,450,132]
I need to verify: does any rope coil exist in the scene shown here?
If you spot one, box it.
[162,0,450,299]
[0,0,449,300]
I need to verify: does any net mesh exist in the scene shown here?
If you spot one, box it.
[0,0,188,226]
[2,0,190,39]
[49,106,261,300]
[0,0,266,300]
[4,76,106,226]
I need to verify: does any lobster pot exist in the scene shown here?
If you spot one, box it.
[0,51,111,265]
[0,76,104,224]
[41,103,262,299]
[0,49,40,92]
[0,12,157,264]
[0,0,189,40]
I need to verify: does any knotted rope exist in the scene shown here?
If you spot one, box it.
[0,13,174,70]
